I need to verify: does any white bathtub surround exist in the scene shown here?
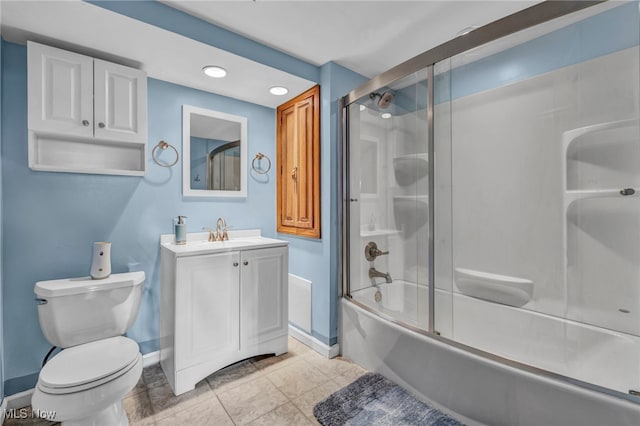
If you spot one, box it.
[342,299,640,426]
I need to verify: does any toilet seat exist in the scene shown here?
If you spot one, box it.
[38,336,140,395]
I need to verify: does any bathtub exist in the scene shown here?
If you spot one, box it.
[343,283,640,425]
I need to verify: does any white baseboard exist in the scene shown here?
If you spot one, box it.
[288,325,340,358]
[3,389,33,411]
[142,350,160,368]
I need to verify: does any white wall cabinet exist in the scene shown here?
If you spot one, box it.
[27,41,147,176]
[160,236,288,396]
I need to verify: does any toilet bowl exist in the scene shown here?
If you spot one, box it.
[32,272,145,425]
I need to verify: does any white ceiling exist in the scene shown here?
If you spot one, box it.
[0,0,316,108]
[0,0,541,108]
[161,0,538,79]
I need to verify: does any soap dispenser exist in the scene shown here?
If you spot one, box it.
[175,216,187,245]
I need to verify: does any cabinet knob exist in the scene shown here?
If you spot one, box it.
[82,120,90,127]
[243,261,249,266]
[233,262,239,267]
[98,122,106,128]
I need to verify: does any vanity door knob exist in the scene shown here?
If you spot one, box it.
[98,122,106,128]
[82,120,90,126]
[233,262,239,267]
[243,261,249,266]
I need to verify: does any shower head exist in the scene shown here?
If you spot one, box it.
[369,91,395,109]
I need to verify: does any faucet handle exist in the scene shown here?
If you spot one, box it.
[365,241,389,261]
[202,227,216,242]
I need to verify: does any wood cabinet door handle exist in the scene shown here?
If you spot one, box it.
[291,166,298,181]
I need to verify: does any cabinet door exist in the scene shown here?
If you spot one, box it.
[175,251,240,370]
[277,85,321,238]
[94,59,148,143]
[240,247,288,348]
[27,41,93,136]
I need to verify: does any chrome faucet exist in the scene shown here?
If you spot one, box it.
[216,217,229,241]
[369,267,392,284]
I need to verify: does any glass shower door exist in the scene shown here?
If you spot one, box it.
[347,71,429,329]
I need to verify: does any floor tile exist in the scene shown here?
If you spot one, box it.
[291,380,342,418]
[141,364,167,388]
[250,351,298,374]
[123,390,154,423]
[147,379,212,419]
[2,406,59,426]
[127,377,149,397]
[301,352,358,379]
[206,359,261,394]
[155,393,233,426]
[287,336,312,356]
[264,359,331,399]
[246,402,312,426]
[216,376,288,425]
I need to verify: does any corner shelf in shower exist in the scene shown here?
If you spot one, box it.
[393,153,428,186]
[562,118,640,335]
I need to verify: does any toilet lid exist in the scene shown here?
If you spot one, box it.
[40,336,140,389]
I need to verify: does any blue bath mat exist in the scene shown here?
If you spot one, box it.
[313,372,464,426]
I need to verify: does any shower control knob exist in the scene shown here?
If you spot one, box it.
[365,241,389,261]
[620,188,635,196]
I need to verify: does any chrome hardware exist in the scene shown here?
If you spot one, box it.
[365,241,389,261]
[35,298,48,305]
[369,267,392,283]
[620,188,635,196]
[233,262,239,267]
[243,261,249,266]
[82,120,90,126]
[98,122,105,128]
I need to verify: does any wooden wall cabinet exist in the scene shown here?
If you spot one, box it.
[276,85,321,238]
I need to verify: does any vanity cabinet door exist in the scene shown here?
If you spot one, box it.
[240,247,288,349]
[175,251,240,370]
[27,41,93,137]
[94,59,148,143]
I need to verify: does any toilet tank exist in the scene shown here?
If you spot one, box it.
[34,271,145,348]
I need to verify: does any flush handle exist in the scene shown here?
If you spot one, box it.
[35,298,48,305]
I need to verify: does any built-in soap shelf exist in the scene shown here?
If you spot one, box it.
[564,188,639,209]
[393,153,428,186]
[360,228,401,238]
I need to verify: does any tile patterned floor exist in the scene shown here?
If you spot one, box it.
[3,336,367,426]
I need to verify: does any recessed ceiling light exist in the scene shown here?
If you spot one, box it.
[269,86,289,96]
[381,113,392,119]
[202,65,227,78]
[359,105,366,111]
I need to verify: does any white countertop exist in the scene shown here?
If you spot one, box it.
[160,229,288,256]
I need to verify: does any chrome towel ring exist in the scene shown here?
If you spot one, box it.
[252,152,271,174]
[152,140,179,167]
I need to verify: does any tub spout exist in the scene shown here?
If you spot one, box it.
[369,268,392,283]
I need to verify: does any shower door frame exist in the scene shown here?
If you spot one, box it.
[339,0,640,405]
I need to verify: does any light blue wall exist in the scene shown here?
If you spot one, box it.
[280,63,366,345]
[1,40,276,394]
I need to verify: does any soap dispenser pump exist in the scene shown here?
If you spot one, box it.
[175,216,187,245]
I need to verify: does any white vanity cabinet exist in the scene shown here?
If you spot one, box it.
[160,232,288,395]
[27,41,147,176]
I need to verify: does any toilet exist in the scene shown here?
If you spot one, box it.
[31,271,145,426]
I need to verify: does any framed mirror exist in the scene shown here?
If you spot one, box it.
[182,105,247,197]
